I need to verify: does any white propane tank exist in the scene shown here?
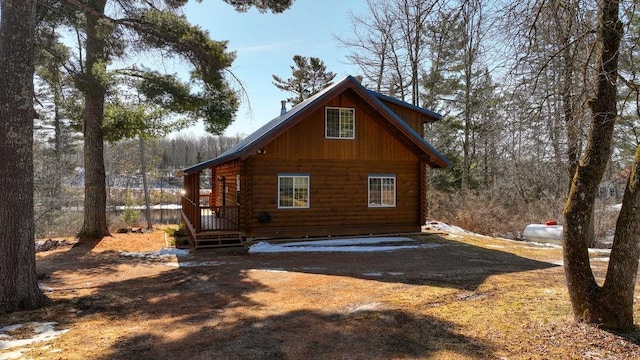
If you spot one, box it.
[523,221,563,245]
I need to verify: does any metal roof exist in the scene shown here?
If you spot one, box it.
[178,76,449,176]
[370,90,443,121]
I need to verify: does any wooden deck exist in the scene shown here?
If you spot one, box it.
[180,202,244,249]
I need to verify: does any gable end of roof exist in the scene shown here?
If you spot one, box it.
[179,75,449,175]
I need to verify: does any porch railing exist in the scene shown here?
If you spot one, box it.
[199,205,239,231]
[182,195,239,232]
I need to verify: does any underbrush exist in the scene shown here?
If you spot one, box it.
[428,190,620,246]
[428,190,564,239]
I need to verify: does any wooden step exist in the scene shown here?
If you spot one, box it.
[194,231,244,249]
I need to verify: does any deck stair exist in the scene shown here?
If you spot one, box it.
[194,231,244,249]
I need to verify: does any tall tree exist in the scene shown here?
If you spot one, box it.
[36,0,294,241]
[33,31,82,236]
[563,0,640,330]
[272,55,336,105]
[339,0,440,104]
[500,0,596,206]
[0,0,46,313]
[338,0,395,93]
[457,0,487,193]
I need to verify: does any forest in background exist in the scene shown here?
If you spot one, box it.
[33,133,242,237]
[30,0,638,244]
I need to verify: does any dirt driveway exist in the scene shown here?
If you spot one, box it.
[2,228,640,359]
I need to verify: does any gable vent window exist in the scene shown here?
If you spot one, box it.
[325,107,355,139]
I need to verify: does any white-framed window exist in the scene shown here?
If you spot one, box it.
[325,107,355,139]
[368,175,396,207]
[278,174,310,209]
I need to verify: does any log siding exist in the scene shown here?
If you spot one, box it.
[179,76,448,243]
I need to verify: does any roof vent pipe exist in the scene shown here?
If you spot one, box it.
[280,100,287,116]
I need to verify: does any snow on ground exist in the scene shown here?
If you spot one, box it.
[424,221,476,235]
[164,260,227,268]
[120,248,190,259]
[248,237,445,254]
[0,322,68,359]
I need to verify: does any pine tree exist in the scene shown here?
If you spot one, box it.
[272,55,336,105]
[35,0,294,240]
[0,0,47,314]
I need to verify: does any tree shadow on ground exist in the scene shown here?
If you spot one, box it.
[34,234,564,358]
[230,236,560,291]
[95,309,491,359]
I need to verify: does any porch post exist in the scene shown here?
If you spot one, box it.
[210,168,216,207]
[192,172,201,232]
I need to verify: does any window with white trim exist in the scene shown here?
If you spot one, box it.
[278,175,310,208]
[368,175,396,207]
[325,107,355,139]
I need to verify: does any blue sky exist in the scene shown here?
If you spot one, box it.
[175,0,369,137]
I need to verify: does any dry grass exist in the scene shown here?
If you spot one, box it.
[1,228,639,359]
[429,191,621,247]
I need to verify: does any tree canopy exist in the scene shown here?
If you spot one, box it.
[34,0,294,240]
[272,55,336,105]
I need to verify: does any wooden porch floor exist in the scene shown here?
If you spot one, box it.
[181,210,245,249]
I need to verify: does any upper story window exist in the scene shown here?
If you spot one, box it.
[325,107,355,139]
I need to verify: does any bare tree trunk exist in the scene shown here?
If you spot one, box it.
[563,0,635,330]
[0,0,46,313]
[78,0,110,240]
[460,0,482,195]
[140,138,152,230]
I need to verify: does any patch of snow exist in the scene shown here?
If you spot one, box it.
[589,248,611,254]
[420,243,446,249]
[247,268,288,274]
[113,204,181,210]
[120,248,189,259]
[606,203,622,211]
[343,302,384,314]
[248,237,426,254]
[38,284,54,293]
[528,242,563,249]
[363,272,383,276]
[35,239,75,252]
[363,272,405,277]
[0,349,25,359]
[591,257,610,262]
[164,261,226,268]
[155,248,190,256]
[424,221,475,235]
[278,237,416,247]
[0,322,68,351]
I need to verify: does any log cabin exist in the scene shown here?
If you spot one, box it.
[177,76,449,248]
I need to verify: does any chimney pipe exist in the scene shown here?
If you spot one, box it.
[280,100,287,116]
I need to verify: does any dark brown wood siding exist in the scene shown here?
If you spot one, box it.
[257,94,418,162]
[211,161,241,207]
[238,93,428,238]
[245,159,421,238]
[379,101,433,136]
[210,161,248,230]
